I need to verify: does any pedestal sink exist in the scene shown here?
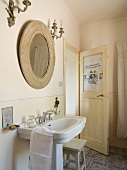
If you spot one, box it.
[18,115,86,170]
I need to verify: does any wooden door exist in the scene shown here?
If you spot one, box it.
[80,46,109,155]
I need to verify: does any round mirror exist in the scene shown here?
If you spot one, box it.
[30,34,49,78]
[19,20,55,89]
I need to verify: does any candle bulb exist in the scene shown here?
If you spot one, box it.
[54,19,56,23]
[48,19,50,28]
[60,20,62,28]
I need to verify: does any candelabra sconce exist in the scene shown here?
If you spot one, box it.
[5,0,31,27]
[50,20,64,40]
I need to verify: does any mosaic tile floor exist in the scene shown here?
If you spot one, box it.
[85,147,127,170]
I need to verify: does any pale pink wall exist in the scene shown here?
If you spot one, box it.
[80,18,127,148]
[0,0,80,170]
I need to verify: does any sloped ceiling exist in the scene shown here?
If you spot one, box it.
[63,0,127,24]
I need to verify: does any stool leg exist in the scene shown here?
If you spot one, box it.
[63,152,66,168]
[75,152,80,170]
[82,147,86,170]
[66,153,70,170]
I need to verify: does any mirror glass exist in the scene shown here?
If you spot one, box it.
[19,20,55,89]
[30,34,49,78]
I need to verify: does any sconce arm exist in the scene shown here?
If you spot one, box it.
[13,5,28,13]
[56,28,64,39]
[5,7,14,18]
[13,0,31,13]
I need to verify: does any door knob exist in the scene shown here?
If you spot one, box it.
[97,94,105,97]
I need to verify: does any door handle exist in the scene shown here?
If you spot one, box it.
[97,94,105,97]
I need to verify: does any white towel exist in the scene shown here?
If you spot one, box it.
[29,126,54,170]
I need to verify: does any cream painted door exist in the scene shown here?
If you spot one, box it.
[80,46,109,155]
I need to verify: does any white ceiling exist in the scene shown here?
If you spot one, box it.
[63,0,127,25]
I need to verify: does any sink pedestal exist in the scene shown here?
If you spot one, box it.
[51,143,63,170]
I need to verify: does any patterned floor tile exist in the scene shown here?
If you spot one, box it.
[85,147,127,170]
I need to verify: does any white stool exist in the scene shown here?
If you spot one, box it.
[63,138,87,170]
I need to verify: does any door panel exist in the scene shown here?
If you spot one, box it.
[80,46,109,155]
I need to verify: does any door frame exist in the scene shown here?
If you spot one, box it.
[63,39,80,116]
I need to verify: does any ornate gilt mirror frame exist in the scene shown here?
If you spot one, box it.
[19,20,55,89]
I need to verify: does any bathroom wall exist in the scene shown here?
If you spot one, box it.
[80,18,127,148]
[0,0,80,170]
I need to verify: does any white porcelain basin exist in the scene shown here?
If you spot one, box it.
[18,115,86,143]
[43,116,86,143]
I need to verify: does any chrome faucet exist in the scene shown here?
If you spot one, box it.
[43,109,58,121]
[35,116,45,125]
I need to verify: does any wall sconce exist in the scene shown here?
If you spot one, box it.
[5,0,31,27]
[50,20,64,40]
